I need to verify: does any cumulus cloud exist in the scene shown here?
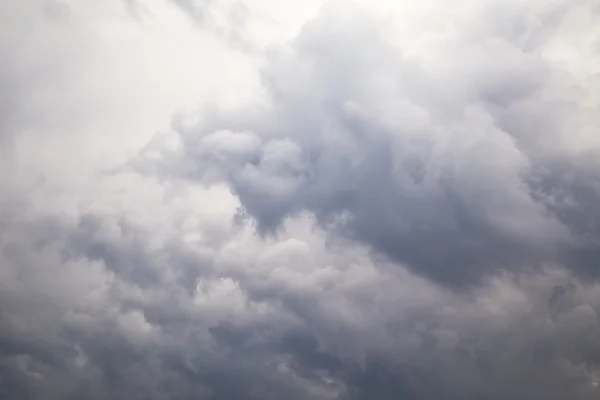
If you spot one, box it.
[148,0,600,286]
[1,0,600,399]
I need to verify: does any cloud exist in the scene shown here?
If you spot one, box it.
[6,201,600,399]
[1,0,600,399]
[146,0,600,286]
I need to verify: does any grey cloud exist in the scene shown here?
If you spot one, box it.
[146,0,600,287]
[4,197,600,399]
[3,0,600,399]
[0,205,345,399]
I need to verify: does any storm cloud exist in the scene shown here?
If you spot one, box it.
[1,0,600,399]
[148,0,600,286]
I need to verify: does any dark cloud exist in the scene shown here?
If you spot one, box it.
[148,0,600,287]
[3,201,600,398]
[1,0,600,399]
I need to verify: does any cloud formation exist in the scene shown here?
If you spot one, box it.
[152,0,600,286]
[1,0,600,399]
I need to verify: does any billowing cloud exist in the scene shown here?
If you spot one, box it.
[1,0,600,399]
[149,0,600,286]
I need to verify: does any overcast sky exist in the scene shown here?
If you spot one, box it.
[1,0,600,399]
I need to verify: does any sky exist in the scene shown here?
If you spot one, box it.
[0,0,600,399]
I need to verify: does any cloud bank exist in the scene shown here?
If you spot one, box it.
[1,0,600,399]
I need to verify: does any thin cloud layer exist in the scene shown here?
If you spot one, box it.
[1,0,600,399]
